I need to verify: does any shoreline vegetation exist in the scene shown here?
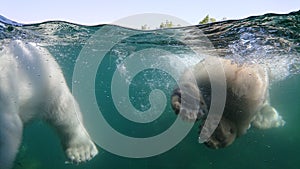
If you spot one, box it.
[141,14,224,30]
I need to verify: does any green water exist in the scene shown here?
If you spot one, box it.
[1,10,300,169]
[16,75,300,169]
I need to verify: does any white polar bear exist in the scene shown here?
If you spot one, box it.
[0,40,98,169]
[171,57,285,149]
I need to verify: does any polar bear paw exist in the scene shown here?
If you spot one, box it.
[252,104,285,129]
[65,136,98,163]
[171,83,208,122]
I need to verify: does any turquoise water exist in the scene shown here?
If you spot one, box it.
[1,10,300,169]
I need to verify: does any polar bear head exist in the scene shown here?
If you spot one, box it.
[201,116,237,149]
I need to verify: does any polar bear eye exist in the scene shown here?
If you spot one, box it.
[229,128,234,134]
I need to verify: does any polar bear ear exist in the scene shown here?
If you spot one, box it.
[251,104,285,129]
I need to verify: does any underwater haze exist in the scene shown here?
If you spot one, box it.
[1,10,300,169]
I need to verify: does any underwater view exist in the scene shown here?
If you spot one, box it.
[0,10,300,169]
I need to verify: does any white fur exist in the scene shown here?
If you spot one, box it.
[174,57,285,134]
[0,40,98,169]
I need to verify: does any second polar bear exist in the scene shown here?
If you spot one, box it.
[0,40,98,169]
[171,57,285,149]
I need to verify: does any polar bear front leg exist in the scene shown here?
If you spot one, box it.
[46,90,98,163]
[171,82,208,122]
[0,112,23,169]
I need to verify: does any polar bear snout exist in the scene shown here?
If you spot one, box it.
[201,117,237,149]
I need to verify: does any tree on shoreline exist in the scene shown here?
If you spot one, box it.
[159,20,180,28]
[141,20,181,30]
[140,15,221,29]
[141,24,150,30]
[199,15,216,24]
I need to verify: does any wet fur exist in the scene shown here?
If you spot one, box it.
[0,40,98,169]
[171,57,285,149]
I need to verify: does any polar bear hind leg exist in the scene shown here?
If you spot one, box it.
[0,111,23,169]
[0,40,98,168]
[252,104,285,129]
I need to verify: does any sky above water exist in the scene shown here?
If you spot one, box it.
[1,0,299,26]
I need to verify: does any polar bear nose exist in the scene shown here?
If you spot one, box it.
[204,140,219,149]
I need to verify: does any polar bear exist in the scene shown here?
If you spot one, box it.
[0,40,98,169]
[171,57,285,149]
